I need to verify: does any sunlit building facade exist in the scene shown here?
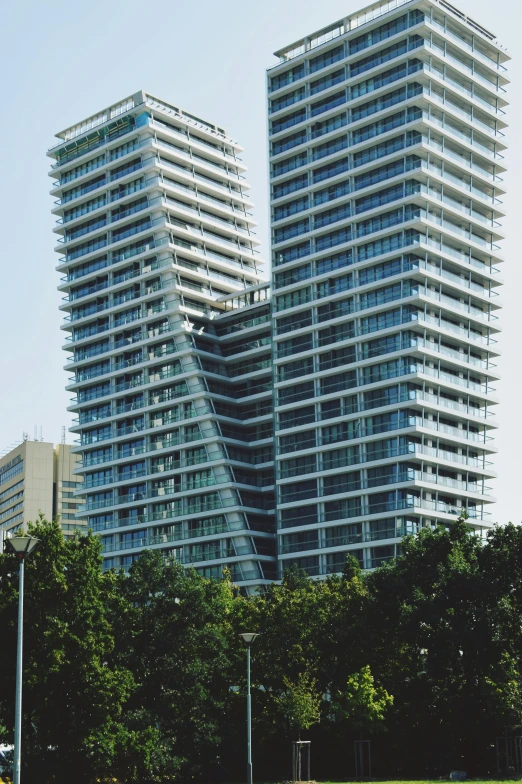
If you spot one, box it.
[50,0,508,589]
[49,92,275,593]
[267,0,507,576]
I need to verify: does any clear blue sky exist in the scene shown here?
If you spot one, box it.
[1,0,521,523]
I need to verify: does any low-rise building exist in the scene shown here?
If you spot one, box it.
[0,441,87,538]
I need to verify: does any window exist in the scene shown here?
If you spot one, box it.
[270,87,306,114]
[365,410,417,436]
[367,462,415,489]
[310,68,345,95]
[326,549,363,573]
[356,205,410,238]
[274,218,310,244]
[272,151,308,179]
[186,491,222,514]
[354,106,422,148]
[272,129,307,156]
[280,479,317,503]
[316,249,353,276]
[314,179,350,206]
[79,402,111,424]
[0,479,24,503]
[322,445,360,471]
[309,44,344,74]
[361,358,418,386]
[354,155,418,193]
[313,157,349,184]
[311,91,346,117]
[117,439,145,459]
[279,405,315,429]
[368,489,419,515]
[275,286,311,312]
[366,436,413,462]
[356,183,407,215]
[349,34,423,78]
[270,64,305,92]
[311,112,347,139]
[273,195,309,222]
[317,272,353,298]
[326,523,363,548]
[271,108,307,135]
[316,226,351,252]
[274,240,311,267]
[317,296,353,323]
[352,59,422,101]
[352,131,421,170]
[61,154,105,185]
[272,173,309,200]
[85,468,113,488]
[278,381,315,405]
[358,230,419,263]
[279,454,317,478]
[0,458,23,487]
[323,471,361,496]
[318,321,355,346]
[185,469,214,490]
[81,425,112,445]
[277,334,313,359]
[361,331,408,360]
[62,173,106,204]
[320,371,357,395]
[274,263,312,289]
[282,555,320,576]
[277,357,314,381]
[275,309,313,335]
[348,10,424,56]
[314,201,351,229]
[281,530,319,553]
[352,84,422,124]
[278,430,316,455]
[324,496,362,521]
[312,134,348,162]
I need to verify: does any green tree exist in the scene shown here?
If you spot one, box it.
[0,516,133,784]
[363,516,522,775]
[276,672,322,739]
[109,551,238,783]
[331,665,393,735]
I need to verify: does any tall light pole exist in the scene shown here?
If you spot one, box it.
[5,535,39,784]
[239,633,259,784]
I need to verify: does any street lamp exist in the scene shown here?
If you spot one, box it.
[5,535,39,784]
[239,633,259,784]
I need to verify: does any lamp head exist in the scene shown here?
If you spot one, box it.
[5,535,40,561]
[239,632,259,646]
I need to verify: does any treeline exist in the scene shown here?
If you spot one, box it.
[1,516,522,783]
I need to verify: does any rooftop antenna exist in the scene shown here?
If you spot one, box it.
[33,426,38,442]
[61,426,66,445]
[39,426,43,442]
[22,432,28,442]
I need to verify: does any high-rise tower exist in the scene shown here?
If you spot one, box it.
[49,91,276,593]
[267,0,507,575]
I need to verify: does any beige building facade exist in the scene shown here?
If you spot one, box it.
[0,441,86,537]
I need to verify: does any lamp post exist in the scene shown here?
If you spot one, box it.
[239,633,259,784]
[5,535,39,784]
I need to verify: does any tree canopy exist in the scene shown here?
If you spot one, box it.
[1,514,522,782]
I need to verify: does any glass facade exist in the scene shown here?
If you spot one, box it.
[50,92,276,594]
[269,1,506,576]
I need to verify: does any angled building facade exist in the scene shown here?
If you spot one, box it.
[268,0,507,575]
[50,0,507,590]
[49,92,276,592]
